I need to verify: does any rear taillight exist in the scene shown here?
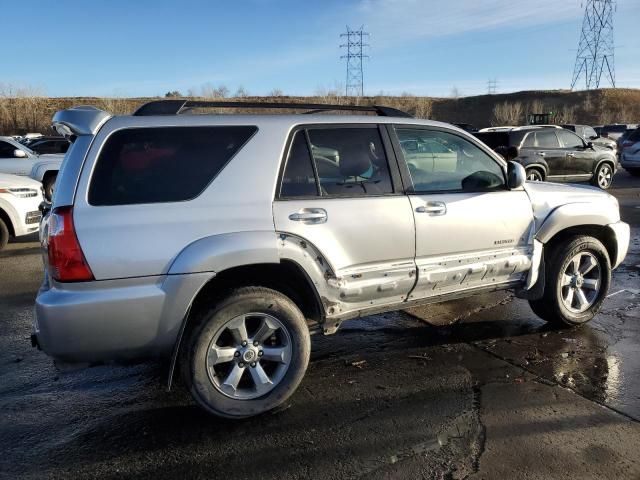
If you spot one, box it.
[47,206,94,282]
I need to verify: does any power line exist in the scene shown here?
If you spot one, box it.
[487,78,498,95]
[571,0,616,90]
[340,26,369,97]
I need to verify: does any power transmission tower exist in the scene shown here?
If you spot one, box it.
[571,0,616,90]
[340,26,369,97]
[487,79,498,95]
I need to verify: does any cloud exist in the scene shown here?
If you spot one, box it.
[350,0,581,45]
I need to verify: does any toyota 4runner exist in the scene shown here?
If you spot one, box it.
[33,101,630,418]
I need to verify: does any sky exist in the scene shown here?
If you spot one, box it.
[3,0,639,98]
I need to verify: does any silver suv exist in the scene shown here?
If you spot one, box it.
[33,101,630,418]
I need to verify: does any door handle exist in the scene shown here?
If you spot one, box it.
[288,208,327,224]
[416,201,446,216]
[536,151,546,157]
[567,152,575,157]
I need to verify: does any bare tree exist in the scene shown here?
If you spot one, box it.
[450,86,462,99]
[234,86,249,98]
[493,101,524,126]
[99,97,132,115]
[269,88,284,97]
[413,97,433,119]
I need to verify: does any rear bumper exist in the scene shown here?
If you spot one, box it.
[32,271,215,363]
[607,221,630,269]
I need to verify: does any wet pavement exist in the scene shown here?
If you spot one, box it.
[1,171,639,479]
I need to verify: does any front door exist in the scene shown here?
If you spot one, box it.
[391,125,535,300]
[272,125,416,310]
[556,129,597,176]
[0,141,31,175]
[531,129,568,177]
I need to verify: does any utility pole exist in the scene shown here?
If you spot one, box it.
[487,79,498,95]
[340,26,369,97]
[571,0,616,90]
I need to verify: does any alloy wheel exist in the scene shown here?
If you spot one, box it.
[597,164,612,188]
[527,170,542,181]
[560,251,601,313]
[206,313,292,400]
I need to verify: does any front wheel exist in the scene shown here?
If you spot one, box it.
[525,168,544,182]
[0,217,9,251]
[182,287,311,418]
[529,236,611,327]
[592,162,614,189]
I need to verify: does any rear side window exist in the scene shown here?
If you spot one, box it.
[535,131,560,148]
[628,128,640,142]
[89,126,257,205]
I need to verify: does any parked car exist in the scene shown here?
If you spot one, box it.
[474,126,618,189]
[615,128,638,155]
[27,136,70,155]
[561,124,617,152]
[619,127,640,176]
[600,124,638,141]
[0,136,63,200]
[0,173,43,250]
[33,102,629,419]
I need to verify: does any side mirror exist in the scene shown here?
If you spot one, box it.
[587,141,594,149]
[507,161,526,189]
[13,149,27,158]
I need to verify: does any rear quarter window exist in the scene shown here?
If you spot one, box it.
[89,126,257,206]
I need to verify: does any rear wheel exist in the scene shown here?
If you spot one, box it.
[525,168,544,182]
[0,218,9,251]
[529,236,611,327]
[182,287,310,418]
[592,162,614,189]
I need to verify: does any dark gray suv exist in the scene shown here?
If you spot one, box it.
[475,126,618,189]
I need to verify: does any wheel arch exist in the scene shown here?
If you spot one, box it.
[0,206,15,237]
[541,224,618,269]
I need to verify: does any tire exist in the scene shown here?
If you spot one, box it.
[591,162,614,189]
[625,168,640,177]
[182,287,311,418]
[43,174,57,201]
[0,217,9,251]
[529,236,611,327]
[525,167,544,182]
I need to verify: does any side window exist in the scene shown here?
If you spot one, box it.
[522,133,535,148]
[89,126,257,206]
[557,130,584,149]
[396,128,505,193]
[307,127,393,196]
[584,126,598,140]
[535,131,560,148]
[0,141,17,157]
[280,131,318,198]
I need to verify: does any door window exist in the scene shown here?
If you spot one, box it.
[396,128,505,193]
[279,126,394,198]
[557,130,584,149]
[0,141,17,157]
[534,130,561,148]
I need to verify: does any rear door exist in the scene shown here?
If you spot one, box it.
[532,130,568,176]
[272,125,416,308]
[390,125,534,299]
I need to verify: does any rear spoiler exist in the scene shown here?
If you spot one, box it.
[51,106,112,138]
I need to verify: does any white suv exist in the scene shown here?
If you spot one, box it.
[0,173,43,249]
[33,101,629,418]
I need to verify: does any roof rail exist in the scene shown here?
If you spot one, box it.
[132,100,413,118]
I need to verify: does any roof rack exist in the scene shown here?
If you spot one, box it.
[132,100,413,118]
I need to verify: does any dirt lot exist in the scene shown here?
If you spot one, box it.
[1,172,639,479]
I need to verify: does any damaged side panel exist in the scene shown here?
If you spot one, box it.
[277,233,416,333]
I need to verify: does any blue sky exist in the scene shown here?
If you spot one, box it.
[4,0,640,97]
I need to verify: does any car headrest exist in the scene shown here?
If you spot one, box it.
[339,145,372,177]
